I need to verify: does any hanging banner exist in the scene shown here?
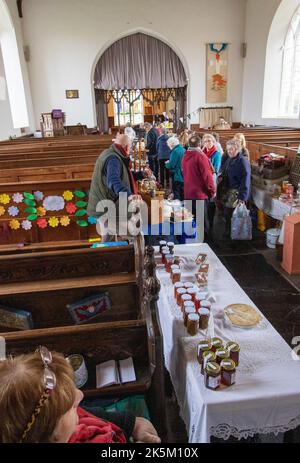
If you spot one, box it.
[206,43,228,103]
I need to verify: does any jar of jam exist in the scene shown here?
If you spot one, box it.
[174,282,184,299]
[172,269,181,284]
[184,282,194,289]
[199,263,209,274]
[184,306,196,327]
[211,337,223,353]
[187,313,199,336]
[220,358,236,386]
[226,341,240,366]
[165,254,175,273]
[204,362,221,390]
[167,241,175,255]
[176,288,187,306]
[183,300,195,311]
[200,300,211,311]
[181,293,192,311]
[173,256,181,266]
[201,350,216,375]
[197,340,212,365]
[195,292,207,311]
[187,287,197,303]
[199,308,210,330]
[162,249,169,265]
[215,348,229,365]
[159,240,167,253]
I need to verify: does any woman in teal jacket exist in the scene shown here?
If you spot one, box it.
[165,137,185,201]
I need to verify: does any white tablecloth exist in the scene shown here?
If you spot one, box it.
[156,244,300,443]
[252,186,300,221]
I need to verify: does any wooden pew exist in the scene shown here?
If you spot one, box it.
[0,241,167,439]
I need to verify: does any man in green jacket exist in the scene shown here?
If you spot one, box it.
[165,136,185,201]
[87,134,150,239]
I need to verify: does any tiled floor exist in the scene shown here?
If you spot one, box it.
[163,211,300,443]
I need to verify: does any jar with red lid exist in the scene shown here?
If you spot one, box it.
[195,292,207,311]
[201,300,211,311]
[204,362,221,390]
[172,269,181,284]
[187,287,197,303]
[187,313,199,336]
[176,288,187,306]
[162,249,169,265]
[184,306,196,327]
[199,307,210,330]
[226,341,240,366]
[201,351,216,375]
[181,293,192,311]
[165,254,175,273]
[220,358,236,386]
[183,282,194,289]
[159,240,167,253]
[167,241,175,255]
[174,282,184,299]
[197,340,212,365]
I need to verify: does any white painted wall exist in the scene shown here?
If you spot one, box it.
[242,0,300,127]
[21,0,246,128]
[0,0,35,140]
[0,45,20,139]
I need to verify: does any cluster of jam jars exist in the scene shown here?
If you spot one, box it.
[197,338,240,390]
[174,282,213,336]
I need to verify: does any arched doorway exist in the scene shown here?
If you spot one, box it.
[93,32,188,133]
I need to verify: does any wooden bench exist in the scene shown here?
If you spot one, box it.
[0,241,167,439]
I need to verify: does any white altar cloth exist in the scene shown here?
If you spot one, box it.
[156,243,300,443]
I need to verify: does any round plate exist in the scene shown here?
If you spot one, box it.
[224,303,263,328]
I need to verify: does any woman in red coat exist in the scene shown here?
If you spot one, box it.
[182,135,216,240]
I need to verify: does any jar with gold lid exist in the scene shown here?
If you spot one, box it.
[187,313,199,336]
[204,362,221,390]
[215,348,229,364]
[226,341,240,366]
[174,282,184,299]
[211,337,223,352]
[220,358,236,386]
[200,350,216,375]
[197,340,212,365]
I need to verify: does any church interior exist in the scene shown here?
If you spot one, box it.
[1,0,300,446]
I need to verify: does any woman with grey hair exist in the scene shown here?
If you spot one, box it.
[218,138,251,237]
[165,136,185,200]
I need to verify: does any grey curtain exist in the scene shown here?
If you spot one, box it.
[94,33,187,90]
[95,89,109,133]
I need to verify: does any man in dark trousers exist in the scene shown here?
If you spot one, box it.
[144,122,159,179]
[182,136,216,241]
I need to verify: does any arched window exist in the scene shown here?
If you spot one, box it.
[279,5,300,117]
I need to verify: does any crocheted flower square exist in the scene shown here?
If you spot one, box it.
[0,194,10,205]
[12,193,24,204]
[63,190,74,201]
[37,218,48,229]
[8,206,19,217]
[22,220,32,231]
[48,217,59,228]
[66,203,77,214]
[60,216,71,227]
[9,219,20,230]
